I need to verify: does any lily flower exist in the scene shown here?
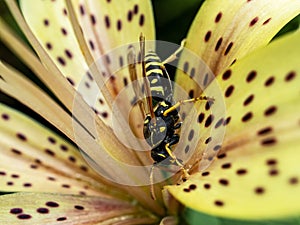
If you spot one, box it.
[0,0,299,224]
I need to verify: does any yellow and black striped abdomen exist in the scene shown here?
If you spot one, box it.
[144,51,172,102]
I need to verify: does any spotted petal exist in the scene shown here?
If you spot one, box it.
[0,192,158,224]
[18,0,154,126]
[175,0,300,95]
[0,102,130,199]
[166,31,300,219]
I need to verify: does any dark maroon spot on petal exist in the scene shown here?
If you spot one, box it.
[215,12,222,23]
[62,184,70,188]
[285,71,296,82]
[68,156,76,163]
[203,73,209,87]
[289,177,298,185]
[79,191,86,195]
[45,148,55,156]
[205,137,212,144]
[37,208,49,214]
[61,28,67,35]
[224,42,233,55]
[184,145,190,153]
[1,113,9,120]
[242,112,253,122]
[264,106,277,116]
[46,201,59,207]
[205,101,212,110]
[188,129,194,141]
[255,187,265,194]
[105,55,111,64]
[48,176,56,181]
[104,15,110,28]
[86,71,93,81]
[67,77,75,86]
[57,57,66,66]
[116,19,122,31]
[225,85,234,97]
[202,171,210,176]
[189,184,197,190]
[183,61,189,73]
[30,164,38,169]
[11,174,19,178]
[246,70,257,82]
[11,148,22,155]
[213,145,221,151]
[257,127,273,136]
[7,181,13,186]
[189,90,194,98]
[60,144,68,151]
[57,217,67,221]
[48,137,56,144]
[190,67,195,78]
[214,200,224,206]
[261,137,277,146]
[35,159,42,164]
[101,112,108,118]
[249,17,259,26]
[217,153,226,159]
[236,169,247,175]
[205,114,214,127]
[198,113,205,123]
[243,94,254,106]
[204,183,211,189]
[16,133,27,141]
[23,183,32,187]
[266,159,277,166]
[139,14,145,26]
[223,117,231,126]
[265,76,275,86]
[43,19,49,26]
[46,42,52,50]
[133,4,139,14]
[64,49,73,59]
[80,165,88,172]
[215,37,223,51]
[219,179,229,186]
[79,5,85,15]
[269,169,279,176]
[123,77,128,87]
[183,188,190,192]
[10,208,23,214]
[17,214,31,219]
[204,31,212,42]
[221,163,231,169]
[89,40,95,51]
[119,56,124,67]
[263,18,271,25]
[222,70,231,80]
[74,205,85,210]
[231,59,237,65]
[127,10,133,21]
[90,14,96,25]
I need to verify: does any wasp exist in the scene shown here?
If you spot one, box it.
[128,35,213,199]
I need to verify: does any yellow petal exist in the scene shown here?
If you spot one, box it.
[0,192,158,224]
[176,0,300,96]
[19,0,155,126]
[166,31,300,219]
[0,102,126,198]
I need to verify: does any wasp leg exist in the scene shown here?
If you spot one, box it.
[163,96,215,117]
[162,39,186,65]
[165,143,189,178]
